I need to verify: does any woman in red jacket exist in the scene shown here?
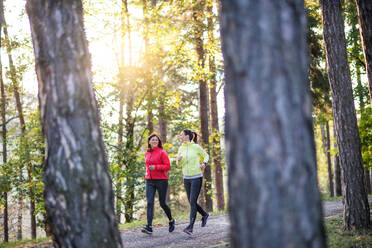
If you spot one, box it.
[141,133,175,234]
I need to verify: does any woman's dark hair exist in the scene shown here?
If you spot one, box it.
[182,129,198,143]
[147,133,163,152]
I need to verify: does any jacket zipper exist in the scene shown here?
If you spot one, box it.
[186,145,189,176]
[148,151,153,180]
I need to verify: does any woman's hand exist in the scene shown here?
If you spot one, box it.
[149,165,156,170]
[200,162,207,170]
[177,155,183,162]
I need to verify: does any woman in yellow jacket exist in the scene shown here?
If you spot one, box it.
[177,129,210,235]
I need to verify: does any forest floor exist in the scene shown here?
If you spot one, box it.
[2,197,371,248]
[118,197,372,248]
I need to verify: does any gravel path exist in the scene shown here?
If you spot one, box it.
[120,215,230,248]
[120,197,372,248]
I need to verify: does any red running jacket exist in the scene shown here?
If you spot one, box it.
[145,147,171,180]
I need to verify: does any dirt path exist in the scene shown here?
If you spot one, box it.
[120,197,372,248]
[120,215,230,248]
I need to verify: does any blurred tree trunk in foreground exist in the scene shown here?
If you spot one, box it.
[220,0,327,247]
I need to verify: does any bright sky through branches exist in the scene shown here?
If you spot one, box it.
[6,0,225,130]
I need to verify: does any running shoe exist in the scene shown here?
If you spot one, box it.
[183,226,193,235]
[141,225,153,234]
[201,213,210,227]
[169,219,175,233]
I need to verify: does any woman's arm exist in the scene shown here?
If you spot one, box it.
[198,145,209,163]
[176,147,183,163]
[154,150,171,171]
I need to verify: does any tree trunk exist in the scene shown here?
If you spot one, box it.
[356,66,372,194]
[365,169,372,194]
[326,122,334,197]
[220,0,327,247]
[116,96,124,224]
[321,0,370,230]
[356,64,365,111]
[3,193,8,242]
[124,117,135,223]
[1,5,31,240]
[147,107,154,134]
[355,0,372,106]
[0,2,8,239]
[143,1,154,135]
[158,90,170,202]
[333,123,342,196]
[158,98,167,144]
[321,123,334,197]
[17,200,23,240]
[207,2,225,211]
[26,1,123,247]
[116,0,127,224]
[370,171,372,194]
[122,0,136,223]
[193,0,213,212]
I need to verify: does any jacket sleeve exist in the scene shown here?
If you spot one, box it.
[144,152,149,168]
[176,147,182,165]
[155,150,171,171]
[197,145,209,163]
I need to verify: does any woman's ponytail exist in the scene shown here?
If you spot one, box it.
[182,129,198,143]
[192,132,198,143]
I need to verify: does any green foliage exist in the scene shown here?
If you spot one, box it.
[359,107,372,169]
[0,109,46,227]
[306,2,331,114]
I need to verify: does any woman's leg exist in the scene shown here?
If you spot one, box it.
[157,180,173,221]
[146,180,156,226]
[196,203,208,216]
[157,180,175,232]
[183,179,193,227]
[184,178,192,202]
[187,177,204,230]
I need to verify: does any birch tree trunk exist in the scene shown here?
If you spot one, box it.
[26,1,122,247]
[321,0,370,230]
[220,0,326,246]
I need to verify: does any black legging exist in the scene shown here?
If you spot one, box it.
[146,179,173,226]
[184,177,208,228]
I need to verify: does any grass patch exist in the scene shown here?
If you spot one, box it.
[326,201,372,248]
[322,194,372,202]
[0,237,51,248]
[322,195,343,201]
[119,212,190,230]
[325,215,372,248]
